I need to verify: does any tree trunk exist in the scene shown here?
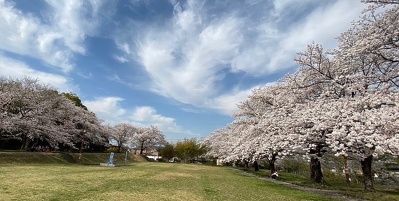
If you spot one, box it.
[78,140,84,163]
[310,157,323,183]
[344,156,351,186]
[309,144,324,183]
[244,159,249,170]
[254,161,259,171]
[360,155,375,192]
[20,135,26,150]
[20,134,31,150]
[79,141,84,154]
[269,153,277,175]
[140,141,144,155]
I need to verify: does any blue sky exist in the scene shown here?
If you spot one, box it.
[0,0,366,142]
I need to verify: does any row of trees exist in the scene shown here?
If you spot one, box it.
[107,123,167,154]
[0,77,167,155]
[203,0,398,191]
[160,138,207,162]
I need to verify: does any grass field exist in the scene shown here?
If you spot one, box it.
[0,162,337,201]
[245,168,399,201]
[1,152,398,201]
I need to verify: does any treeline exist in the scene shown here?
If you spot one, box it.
[160,138,207,163]
[203,1,399,192]
[0,77,169,155]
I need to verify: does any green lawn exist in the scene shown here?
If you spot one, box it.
[0,162,337,201]
[245,168,399,201]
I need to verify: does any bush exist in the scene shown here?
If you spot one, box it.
[262,161,270,170]
[280,157,308,176]
[156,157,166,162]
[106,146,126,153]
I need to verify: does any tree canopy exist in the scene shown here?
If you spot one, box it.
[203,1,399,191]
[0,77,108,151]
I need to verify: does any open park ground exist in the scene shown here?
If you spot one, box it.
[0,159,335,201]
[0,152,398,201]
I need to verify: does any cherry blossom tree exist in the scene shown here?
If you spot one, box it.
[294,14,399,186]
[330,1,398,191]
[202,127,238,163]
[204,82,305,174]
[108,123,137,152]
[133,125,167,155]
[246,86,301,174]
[324,93,399,191]
[291,43,347,183]
[72,108,107,152]
[205,1,398,191]
[0,77,61,149]
[0,77,106,151]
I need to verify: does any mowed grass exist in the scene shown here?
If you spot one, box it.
[0,162,337,201]
[246,168,399,201]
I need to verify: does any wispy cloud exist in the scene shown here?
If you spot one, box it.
[0,0,371,140]
[269,0,366,70]
[113,0,365,116]
[0,0,107,72]
[132,1,244,107]
[136,15,243,104]
[0,54,77,92]
[114,55,129,63]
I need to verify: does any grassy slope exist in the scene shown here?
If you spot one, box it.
[0,152,138,165]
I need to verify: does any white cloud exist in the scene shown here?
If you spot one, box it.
[0,54,77,92]
[114,0,366,116]
[269,0,367,71]
[206,83,275,115]
[116,42,132,55]
[0,0,106,72]
[208,89,253,116]
[134,2,243,107]
[84,97,127,124]
[114,55,129,63]
[84,97,195,138]
[130,106,194,136]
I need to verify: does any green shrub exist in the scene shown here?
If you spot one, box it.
[106,146,126,153]
[280,157,308,176]
[262,161,270,170]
